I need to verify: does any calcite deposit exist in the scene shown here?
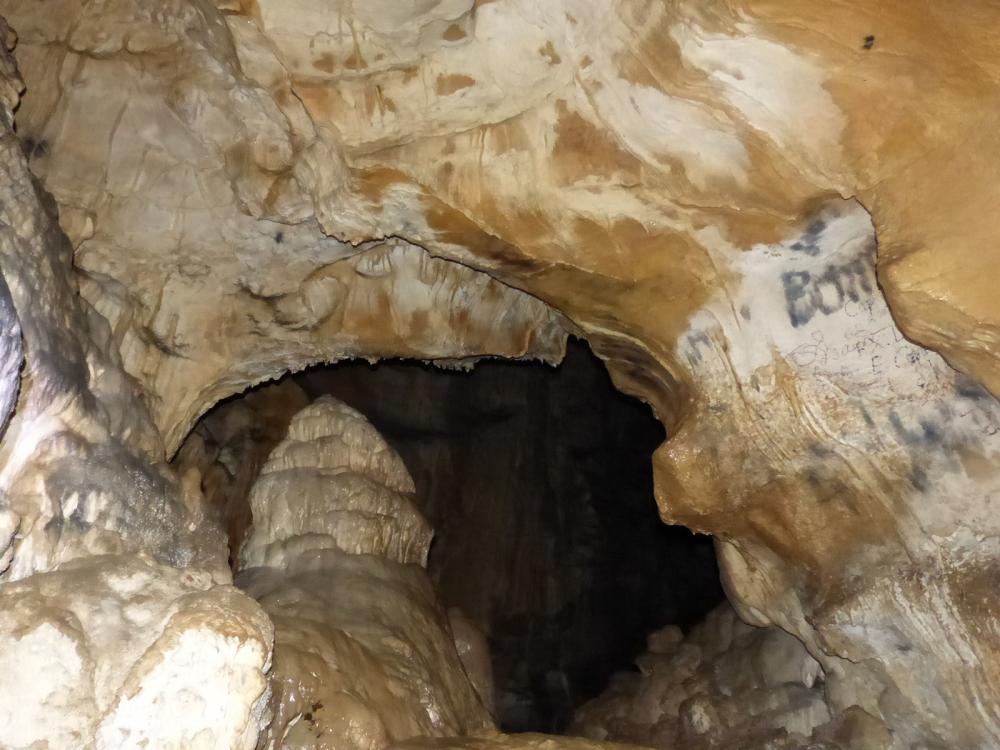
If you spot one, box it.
[180,343,722,733]
[235,397,492,749]
[572,604,836,749]
[293,345,721,731]
[0,555,273,749]
[0,0,998,748]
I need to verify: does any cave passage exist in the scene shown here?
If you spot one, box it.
[181,339,725,733]
[294,340,725,732]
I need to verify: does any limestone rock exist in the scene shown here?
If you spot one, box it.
[240,550,493,749]
[572,605,841,750]
[0,26,191,579]
[0,21,275,749]
[0,554,273,750]
[239,397,431,569]
[237,396,493,749]
[666,201,1000,748]
[2,0,569,454]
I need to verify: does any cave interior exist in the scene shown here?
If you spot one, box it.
[0,2,998,750]
[184,340,725,733]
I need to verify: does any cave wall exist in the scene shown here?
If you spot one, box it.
[0,0,998,748]
[0,21,273,746]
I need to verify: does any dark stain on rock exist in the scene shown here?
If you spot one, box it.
[790,218,826,256]
[889,411,944,448]
[782,258,874,328]
[22,138,48,159]
[919,419,943,445]
[44,514,64,533]
[146,330,182,357]
[782,271,814,327]
[955,377,992,402]
[808,443,834,458]
[863,35,876,50]
[684,330,713,365]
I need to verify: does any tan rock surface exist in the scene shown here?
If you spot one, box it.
[2,0,570,453]
[0,554,273,750]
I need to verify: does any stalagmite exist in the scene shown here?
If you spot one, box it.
[235,397,493,749]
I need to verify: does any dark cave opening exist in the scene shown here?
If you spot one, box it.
[178,339,725,733]
[293,339,725,733]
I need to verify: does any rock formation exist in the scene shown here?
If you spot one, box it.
[572,604,840,749]
[178,343,722,733]
[234,396,493,749]
[173,378,312,561]
[0,555,273,749]
[0,0,997,748]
